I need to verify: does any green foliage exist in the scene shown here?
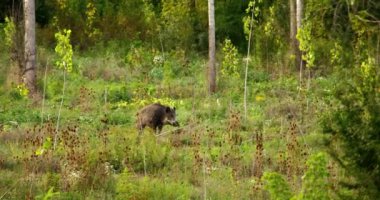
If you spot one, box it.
[221,39,240,78]
[330,42,343,68]
[124,45,154,71]
[35,187,60,200]
[115,169,135,200]
[55,29,73,72]
[15,83,29,99]
[263,6,275,37]
[262,153,331,200]
[262,172,293,200]
[296,0,334,69]
[0,98,40,123]
[126,134,172,172]
[160,0,193,50]
[297,22,315,68]
[4,16,16,49]
[322,55,380,197]
[46,76,64,100]
[242,0,288,70]
[1,1,380,199]
[149,65,164,81]
[250,70,270,83]
[85,2,101,40]
[107,108,132,125]
[243,0,262,40]
[294,152,330,200]
[107,85,132,103]
[116,169,192,200]
[296,0,336,70]
[35,137,53,156]
[247,0,262,17]
[219,38,242,98]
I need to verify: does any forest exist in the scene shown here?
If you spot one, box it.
[0,0,379,199]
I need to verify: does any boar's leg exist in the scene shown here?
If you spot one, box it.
[137,123,145,137]
[136,125,144,144]
[156,125,163,135]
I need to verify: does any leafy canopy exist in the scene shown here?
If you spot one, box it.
[54,29,73,72]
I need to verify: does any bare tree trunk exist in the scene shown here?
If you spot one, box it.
[296,0,303,30]
[23,0,37,98]
[289,0,300,70]
[244,10,254,121]
[296,0,304,83]
[208,0,216,94]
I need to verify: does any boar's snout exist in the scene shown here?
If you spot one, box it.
[166,119,179,127]
[172,121,180,127]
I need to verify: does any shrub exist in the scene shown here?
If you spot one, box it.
[293,152,330,200]
[322,57,380,197]
[107,108,132,125]
[107,85,132,103]
[262,172,293,200]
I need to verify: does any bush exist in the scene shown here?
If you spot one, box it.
[107,85,132,103]
[0,101,40,123]
[294,152,330,200]
[322,59,380,198]
[108,108,132,125]
[262,172,293,200]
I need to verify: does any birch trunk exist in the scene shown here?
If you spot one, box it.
[296,0,304,82]
[289,0,300,70]
[24,0,37,98]
[208,0,216,94]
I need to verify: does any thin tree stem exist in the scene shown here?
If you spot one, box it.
[143,142,147,177]
[54,67,67,150]
[377,31,379,65]
[244,10,254,121]
[40,59,49,125]
[159,29,165,61]
[299,57,303,87]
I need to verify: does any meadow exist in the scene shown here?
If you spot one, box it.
[1,0,379,199]
[0,42,341,199]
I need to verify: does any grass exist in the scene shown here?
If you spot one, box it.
[0,43,337,199]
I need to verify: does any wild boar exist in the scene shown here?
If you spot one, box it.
[136,103,179,135]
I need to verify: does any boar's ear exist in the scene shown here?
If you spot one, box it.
[165,106,171,113]
[173,107,176,112]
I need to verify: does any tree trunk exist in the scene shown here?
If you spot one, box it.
[23,0,37,98]
[208,0,216,94]
[296,0,303,30]
[244,10,254,121]
[289,0,300,70]
[296,0,304,82]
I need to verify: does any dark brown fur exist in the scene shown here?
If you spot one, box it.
[136,103,179,134]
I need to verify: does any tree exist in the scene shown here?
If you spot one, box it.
[208,0,216,94]
[161,0,193,51]
[322,58,380,198]
[321,2,380,197]
[296,0,303,81]
[243,1,256,121]
[53,29,73,150]
[296,0,303,33]
[23,0,37,98]
[289,0,300,70]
